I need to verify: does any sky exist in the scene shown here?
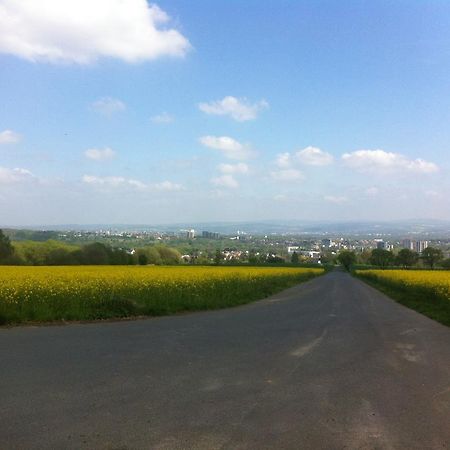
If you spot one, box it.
[0,0,449,226]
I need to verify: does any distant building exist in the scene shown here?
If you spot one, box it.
[400,239,428,253]
[300,250,321,259]
[202,231,220,239]
[287,246,299,254]
[414,240,428,253]
[401,239,414,250]
[321,238,332,248]
[186,229,195,239]
[376,240,393,251]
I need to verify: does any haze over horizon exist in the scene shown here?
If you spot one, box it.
[1,0,449,225]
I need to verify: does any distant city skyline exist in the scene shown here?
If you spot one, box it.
[1,0,449,225]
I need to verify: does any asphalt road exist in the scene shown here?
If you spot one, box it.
[1,271,450,450]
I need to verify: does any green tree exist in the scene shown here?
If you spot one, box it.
[337,250,356,271]
[195,254,212,265]
[11,240,78,265]
[156,246,181,265]
[369,249,394,268]
[81,243,110,265]
[441,258,450,270]
[136,246,161,265]
[109,248,132,265]
[291,251,299,264]
[266,255,284,264]
[421,247,443,269]
[14,241,50,265]
[248,250,258,265]
[214,249,222,265]
[395,248,419,268]
[0,229,14,261]
[45,248,75,265]
[138,253,148,265]
[357,249,372,265]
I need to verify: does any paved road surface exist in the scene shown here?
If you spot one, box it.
[1,271,450,449]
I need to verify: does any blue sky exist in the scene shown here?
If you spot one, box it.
[0,0,449,225]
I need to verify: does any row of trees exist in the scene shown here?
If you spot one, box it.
[0,229,302,267]
[0,230,182,266]
[338,247,449,271]
[0,230,14,262]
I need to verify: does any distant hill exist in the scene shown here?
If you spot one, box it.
[3,219,450,238]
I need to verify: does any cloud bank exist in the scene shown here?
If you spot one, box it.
[296,146,334,166]
[199,136,254,160]
[342,149,439,174]
[0,130,21,144]
[218,163,249,174]
[274,147,333,174]
[211,174,239,189]
[0,167,35,184]
[84,147,116,161]
[270,169,303,182]
[82,175,183,191]
[0,0,191,64]
[199,96,268,122]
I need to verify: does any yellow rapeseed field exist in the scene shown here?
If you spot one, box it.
[0,265,323,324]
[356,269,450,301]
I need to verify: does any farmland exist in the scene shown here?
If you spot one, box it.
[0,265,323,325]
[356,269,450,326]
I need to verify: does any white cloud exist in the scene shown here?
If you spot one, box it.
[153,180,183,191]
[211,163,248,189]
[275,152,291,169]
[295,146,333,166]
[211,174,239,189]
[270,169,303,182]
[324,195,348,204]
[199,96,268,122]
[0,166,35,184]
[82,175,146,189]
[0,129,21,144]
[150,112,174,124]
[342,149,439,174]
[218,163,249,174]
[406,158,439,174]
[199,136,254,160]
[273,147,332,173]
[272,151,306,182]
[84,147,116,161]
[82,175,183,192]
[0,0,191,64]
[91,97,125,116]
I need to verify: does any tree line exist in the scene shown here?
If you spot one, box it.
[0,230,181,266]
[337,247,449,271]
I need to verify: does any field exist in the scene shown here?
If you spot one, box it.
[356,269,450,326]
[0,265,323,325]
